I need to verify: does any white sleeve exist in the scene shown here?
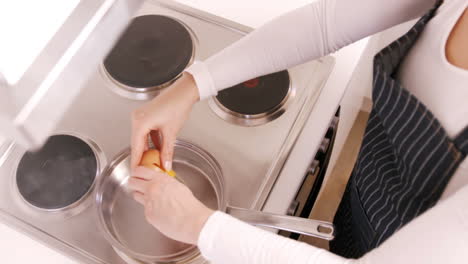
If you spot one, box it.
[186,0,435,100]
[198,185,468,264]
[197,211,348,264]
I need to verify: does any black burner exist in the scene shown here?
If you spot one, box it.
[104,15,194,88]
[16,135,97,210]
[216,71,290,115]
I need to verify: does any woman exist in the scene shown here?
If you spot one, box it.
[128,0,468,263]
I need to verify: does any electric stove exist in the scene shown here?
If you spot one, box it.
[0,1,334,263]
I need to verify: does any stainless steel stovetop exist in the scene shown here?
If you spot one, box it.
[0,1,334,263]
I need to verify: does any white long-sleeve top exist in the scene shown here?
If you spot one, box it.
[187,0,468,263]
[199,185,468,264]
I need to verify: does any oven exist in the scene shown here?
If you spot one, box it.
[0,1,338,263]
[279,108,339,240]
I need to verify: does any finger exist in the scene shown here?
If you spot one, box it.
[133,191,145,205]
[131,125,149,170]
[131,166,159,180]
[128,177,150,194]
[160,130,176,171]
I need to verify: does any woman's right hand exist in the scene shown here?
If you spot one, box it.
[131,72,199,171]
[129,166,214,244]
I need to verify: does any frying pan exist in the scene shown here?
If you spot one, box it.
[96,140,334,263]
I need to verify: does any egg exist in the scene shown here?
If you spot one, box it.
[140,149,162,169]
[139,149,176,177]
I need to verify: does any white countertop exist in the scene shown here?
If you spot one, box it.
[0,0,369,262]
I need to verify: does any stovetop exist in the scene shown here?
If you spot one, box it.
[0,1,334,263]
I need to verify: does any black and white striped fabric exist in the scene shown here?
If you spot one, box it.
[330,1,468,258]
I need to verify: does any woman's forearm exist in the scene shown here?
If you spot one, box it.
[198,211,351,264]
[187,0,435,100]
[198,185,468,264]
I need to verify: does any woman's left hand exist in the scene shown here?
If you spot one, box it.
[128,166,214,245]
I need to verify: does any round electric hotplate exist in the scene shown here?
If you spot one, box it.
[16,135,98,210]
[211,70,292,126]
[103,15,194,90]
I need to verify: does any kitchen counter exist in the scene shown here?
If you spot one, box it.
[0,0,369,263]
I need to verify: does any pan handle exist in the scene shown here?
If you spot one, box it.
[226,206,335,241]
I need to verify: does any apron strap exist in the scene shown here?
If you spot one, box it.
[454,126,468,155]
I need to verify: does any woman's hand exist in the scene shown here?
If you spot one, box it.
[131,73,199,171]
[128,166,214,245]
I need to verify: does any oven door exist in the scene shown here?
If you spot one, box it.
[279,108,339,240]
[0,0,143,150]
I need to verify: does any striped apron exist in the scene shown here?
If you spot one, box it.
[329,1,468,258]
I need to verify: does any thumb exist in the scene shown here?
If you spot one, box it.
[160,130,176,171]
